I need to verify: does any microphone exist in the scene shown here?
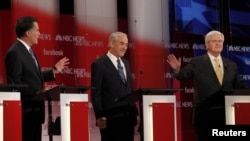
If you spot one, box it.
[139,71,143,75]
[139,71,143,89]
[60,73,82,86]
[0,73,28,92]
[224,64,227,70]
[0,73,14,84]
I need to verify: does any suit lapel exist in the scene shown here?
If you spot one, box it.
[19,42,42,77]
[103,55,126,83]
[221,58,228,84]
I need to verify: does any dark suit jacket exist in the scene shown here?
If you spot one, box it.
[5,40,55,123]
[175,54,247,126]
[91,54,138,125]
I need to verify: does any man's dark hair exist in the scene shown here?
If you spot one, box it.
[15,16,38,38]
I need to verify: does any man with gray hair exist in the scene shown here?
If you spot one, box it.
[91,32,139,141]
[167,30,248,141]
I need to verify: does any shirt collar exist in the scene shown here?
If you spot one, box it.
[17,38,31,51]
[207,52,222,61]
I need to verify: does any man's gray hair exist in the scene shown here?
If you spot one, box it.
[108,32,127,47]
[205,30,224,43]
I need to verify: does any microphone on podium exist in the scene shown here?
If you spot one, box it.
[0,73,28,92]
[139,70,143,89]
[60,73,82,86]
[0,73,15,84]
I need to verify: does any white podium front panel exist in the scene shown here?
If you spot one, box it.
[0,92,20,141]
[225,95,250,125]
[143,95,177,141]
[60,93,88,141]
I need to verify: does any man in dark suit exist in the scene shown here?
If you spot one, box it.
[167,30,248,141]
[91,32,139,141]
[5,16,70,141]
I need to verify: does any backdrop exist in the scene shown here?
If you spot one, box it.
[1,0,250,141]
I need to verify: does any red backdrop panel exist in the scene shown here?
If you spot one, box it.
[234,103,250,125]
[3,100,22,141]
[152,103,175,141]
[70,101,89,141]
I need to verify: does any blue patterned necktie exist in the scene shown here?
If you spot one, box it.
[29,48,38,68]
[117,59,126,83]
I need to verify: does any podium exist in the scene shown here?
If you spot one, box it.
[124,88,181,141]
[39,86,90,141]
[0,84,27,141]
[225,89,250,125]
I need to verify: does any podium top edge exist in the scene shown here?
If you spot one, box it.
[137,88,183,92]
[0,84,28,92]
[52,85,91,93]
[135,88,183,95]
[223,89,250,95]
[0,84,28,87]
[56,85,90,89]
[223,89,250,91]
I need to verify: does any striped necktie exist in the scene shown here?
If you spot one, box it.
[29,48,39,68]
[117,59,126,83]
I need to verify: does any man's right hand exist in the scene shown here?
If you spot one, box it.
[96,117,107,129]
